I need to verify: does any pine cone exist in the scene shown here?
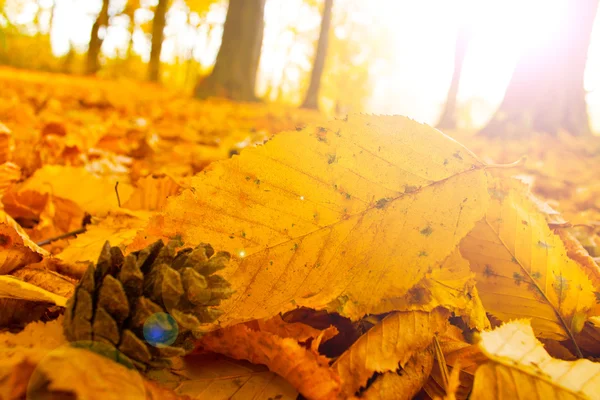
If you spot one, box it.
[63,239,233,370]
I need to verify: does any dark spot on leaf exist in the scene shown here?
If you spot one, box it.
[483,264,494,277]
[453,151,463,160]
[553,274,569,302]
[327,153,336,164]
[254,179,261,185]
[531,271,542,280]
[0,234,11,247]
[407,286,431,305]
[443,158,449,166]
[420,226,433,236]
[418,251,428,257]
[513,272,523,285]
[404,185,418,193]
[345,193,351,199]
[375,198,390,209]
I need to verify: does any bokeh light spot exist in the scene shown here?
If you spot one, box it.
[143,312,178,347]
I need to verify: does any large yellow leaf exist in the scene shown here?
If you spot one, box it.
[370,248,489,331]
[132,116,489,324]
[460,178,596,343]
[332,308,449,398]
[471,320,600,399]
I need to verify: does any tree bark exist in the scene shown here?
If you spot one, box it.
[148,0,168,82]
[436,24,470,130]
[301,0,334,110]
[194,0,266,101]
[86,0,110,75]
[481,0,599,137]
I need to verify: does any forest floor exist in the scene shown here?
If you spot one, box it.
[1,67,600,399]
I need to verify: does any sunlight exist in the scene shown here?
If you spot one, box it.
[6,0,600,131]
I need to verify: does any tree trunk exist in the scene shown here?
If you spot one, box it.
[301,0,334,110]
[436,24,470,130]
[481,0,599,137]
[86,0,110,75]
[194,0,266,101]
[148,0,168,82]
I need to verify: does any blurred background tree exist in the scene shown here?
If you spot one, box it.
[194,0,265,101]
[481,0,599,137]
[301,0,333,110]
[0,0,599,135]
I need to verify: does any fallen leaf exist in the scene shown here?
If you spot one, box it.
[132,116,489,326]
[0,317,66,349]
[0,211,46,275]
[332,308,449,398]
[575,316,600,356]
[471,320,600,399]
[11,265,75,299]
[57,210,151,264]
[196,321,340,399]
[460,177,596,344]
[424,329,486,400]
[253,314,338,349]
[0,162,20,197]
[0,275,67,307]
[371,248,489,331]
[172,354,298,400]
[360,346,434,400]
[123,174,184,211]
[0,344,187,400]
[14,165,134,216]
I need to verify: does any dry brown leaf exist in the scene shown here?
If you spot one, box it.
[575,316,600,356]
[196,321,340,399]
[0,211,46,275]
[424,331,486,400]
[0,275,67,307]
[131,115,489,327]
[332,308,450,398]
[472,320,600,399]
[361,346,434,400]
[10,265,75,299]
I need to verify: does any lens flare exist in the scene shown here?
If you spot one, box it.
[143,312,179,347]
